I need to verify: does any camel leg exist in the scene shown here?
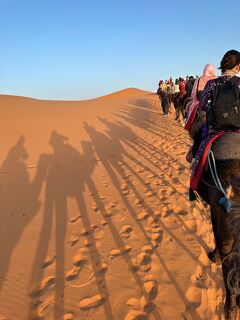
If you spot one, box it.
[223,285,238,320]
[209,192,238,318]
[209,205,223,261]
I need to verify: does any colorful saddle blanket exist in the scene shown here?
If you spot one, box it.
[190,131,240,190]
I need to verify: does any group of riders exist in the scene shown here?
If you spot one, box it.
[157,50,240,166]
[157,50,240,319]
[157,72,215,126]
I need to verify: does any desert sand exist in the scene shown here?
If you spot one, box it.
[0,89,224,320]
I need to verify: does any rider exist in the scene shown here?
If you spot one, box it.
[161,86,172,116]
[191,50,240,160]
[192,50,240,267]
[195,64,215,100]
[185,64,216,162]
[186,76,195,97]
[176,77,186,125]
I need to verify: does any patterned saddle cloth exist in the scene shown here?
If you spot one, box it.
[211,133,240,160]
[190,131,240,190]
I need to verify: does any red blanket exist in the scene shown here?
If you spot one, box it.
[190,132,226,190]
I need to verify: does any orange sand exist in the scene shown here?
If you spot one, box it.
[0,89,224,320]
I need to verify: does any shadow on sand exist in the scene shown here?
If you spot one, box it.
[0,136,47,294]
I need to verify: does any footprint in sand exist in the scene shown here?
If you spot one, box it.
[69,235,79,247]
[64,313,74,320]
[151,229,163,244]
[137,251,152,272]
[162,209,173,218]
[126,279,158,315]
[146,173,155,179]
[185,286,202,310]
[100,219,108,226]
[139,295,155,313]
[73,248,88,267]
[42,255,56,269]
[109,201,118,208]
[153,210,162,217]
[177,209,189,216]
[33,296,54,318]
[134,198,143,207]
[65,267,81,281]
[94,262,108,275]
[30,276,56,298]
[124,310,148,320]
[122,189,130,195]
[103,181,109,188]
[111,245,132,257]
[79,294,105,310]
[69,215,82,223]
[80,227,89,236]
[143,280,158,300]
[141,245,153,255]
[152,180,160,186]
[121,182,129,191]
[145,191,155,197]
[92,226,104,240]
[159,196,169,204]
[103,205,114,217]
[87,262,108,283]
[120,225,133,238]
[126,297,140,309]
[136,211,149,221]
[91,202,99,212]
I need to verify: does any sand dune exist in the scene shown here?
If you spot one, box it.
[0,89,224,320]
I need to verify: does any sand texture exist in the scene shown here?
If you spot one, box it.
[0,89,224,319]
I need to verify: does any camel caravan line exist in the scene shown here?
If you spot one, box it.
[157,50,240,320]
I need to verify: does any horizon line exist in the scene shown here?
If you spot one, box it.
[0,87,154,102]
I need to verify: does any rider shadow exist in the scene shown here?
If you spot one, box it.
[93,119,212,320]
[0,136,48,294]
[28,130,114,320]
[84,121,203,320]
[100,118,217,262]
[114,106,192,193]
[128,98,156,110]
[110,121,212,248]
[115,105,163,138]
[116,105,189,148]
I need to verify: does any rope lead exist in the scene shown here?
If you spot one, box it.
[207,150,232,213]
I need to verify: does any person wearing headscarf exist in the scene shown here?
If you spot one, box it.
[185,64,216,163]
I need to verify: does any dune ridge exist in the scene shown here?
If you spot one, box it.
[0,87,150,103]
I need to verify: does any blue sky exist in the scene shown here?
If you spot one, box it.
[0,0,239,100]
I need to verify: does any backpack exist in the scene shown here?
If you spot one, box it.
[207,76,240,130]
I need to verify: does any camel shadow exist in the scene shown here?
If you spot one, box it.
[28,130,114,320]
[0,136,47,295]
[95,117,223,319]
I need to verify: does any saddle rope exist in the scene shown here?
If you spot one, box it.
[207,150,232,212]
